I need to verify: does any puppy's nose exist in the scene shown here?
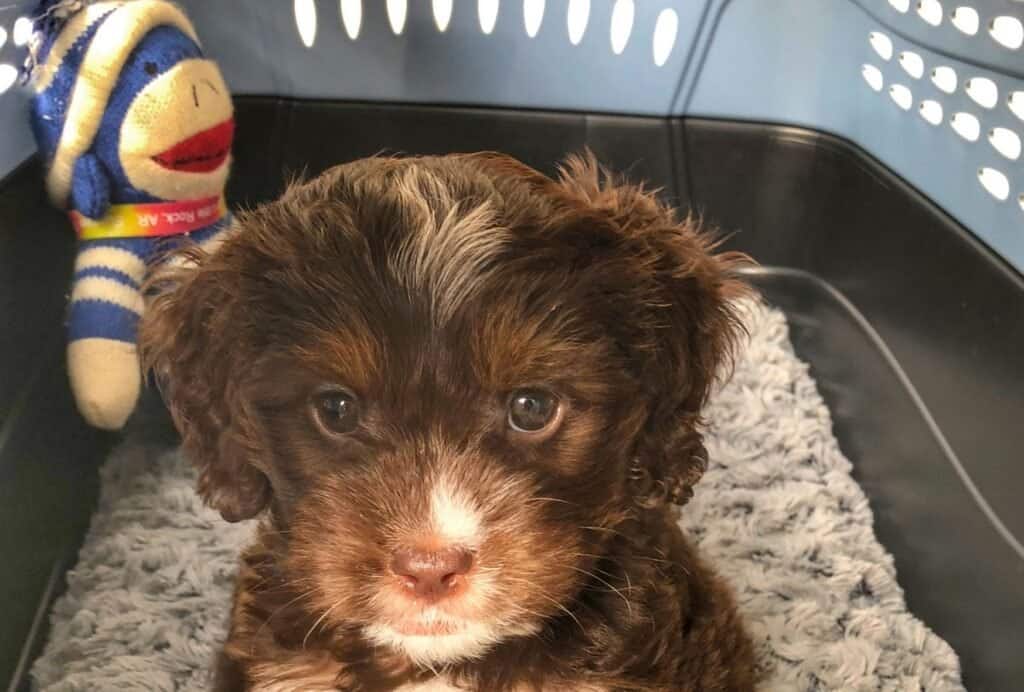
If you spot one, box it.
[391,546,474,601]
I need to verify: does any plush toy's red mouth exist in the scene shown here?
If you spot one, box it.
[152,119,234,173]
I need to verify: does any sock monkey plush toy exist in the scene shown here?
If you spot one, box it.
[25,0,235,429]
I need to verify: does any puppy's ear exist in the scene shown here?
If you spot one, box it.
[555,152,751,509]
[140,245,271,522]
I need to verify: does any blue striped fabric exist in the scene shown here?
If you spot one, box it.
[67,217,231,345]
[72,265,141,289]
[67,300,140,343]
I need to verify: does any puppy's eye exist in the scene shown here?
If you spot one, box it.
[508,388,561,434]
[312,388,360,435]
[143,61,159,76]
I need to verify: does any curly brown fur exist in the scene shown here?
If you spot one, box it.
[140,152,756,691]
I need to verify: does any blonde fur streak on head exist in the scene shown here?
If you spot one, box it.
[387,166,508,325]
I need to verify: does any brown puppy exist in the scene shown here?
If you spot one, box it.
[140,153,756,691]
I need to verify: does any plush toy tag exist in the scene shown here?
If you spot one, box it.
[69,196,227,240]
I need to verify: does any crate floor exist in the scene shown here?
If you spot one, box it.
[30,301,962,691]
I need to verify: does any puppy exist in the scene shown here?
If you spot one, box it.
[140,153,756,691]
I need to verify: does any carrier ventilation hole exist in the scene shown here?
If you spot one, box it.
[387,0,407,35]
[0,26,7,50]
[479,0,499,34]
[524,0,544,37]
[567,0,589,45]
[919,99,943,124]
[966,77,998,108]
[433,0,452,32]
[610,0,634,55]
[917,0,943,26]
[951,6,979,34]
[899,51,924,78]
[0,64,17,94]
[652,8,678,67]
[294,0,316,48]
[12,16,31,47]
[951,111,981,140]
[931,65,957,93]
[978,167,1010,200]
[862,64,884,91]
[989,127,1022,159]
[340,0,362,39]
[869,31,893,60]
[990,16,1023,49]
[889,83,913,109]
[889,0,910,11]
[1009,91,1024,121]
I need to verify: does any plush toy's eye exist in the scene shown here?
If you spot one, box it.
[508,388,562,436]
[312,388,361,435]
[143,61,159,76]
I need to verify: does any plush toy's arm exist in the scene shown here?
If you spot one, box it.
[70,154,112,219]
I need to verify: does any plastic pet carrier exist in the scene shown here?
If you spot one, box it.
[0,1,1022,690]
